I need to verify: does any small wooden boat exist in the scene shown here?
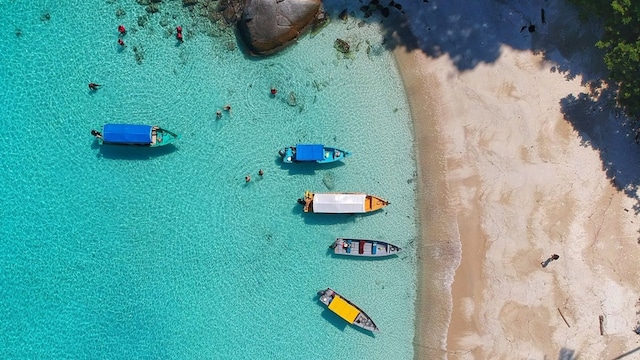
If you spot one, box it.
[317,288,379,332]
[331,238,402,257]
[299,191,389,213]
[279,144,350,164]
[92,124,178,147]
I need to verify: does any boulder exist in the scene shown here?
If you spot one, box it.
[238,0,322,56]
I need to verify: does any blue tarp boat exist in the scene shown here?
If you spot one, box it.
[92,124,178,147]
[278,144,351,163]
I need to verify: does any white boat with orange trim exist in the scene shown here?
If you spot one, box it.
[298,191,389,214]
[317,288,379,332]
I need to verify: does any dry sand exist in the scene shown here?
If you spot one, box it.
[392,1,640,358]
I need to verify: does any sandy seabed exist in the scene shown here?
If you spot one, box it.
[392,0,640,359]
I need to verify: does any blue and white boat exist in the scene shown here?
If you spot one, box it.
[91,124,179,147]
[278,144,350,163]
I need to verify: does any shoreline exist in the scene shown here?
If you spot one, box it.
[394,1,640,358]
[393,48,460,359]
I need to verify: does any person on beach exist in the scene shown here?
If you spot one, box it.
[88,82,101,90]
[541,254,560,267]
[118,25,126,35]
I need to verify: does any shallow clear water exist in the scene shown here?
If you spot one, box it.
[0,1,418,358]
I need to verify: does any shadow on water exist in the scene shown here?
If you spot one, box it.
[296,207,389,226]
[95,144,179,160]
[326,246,401,262]
[281,160,346,176]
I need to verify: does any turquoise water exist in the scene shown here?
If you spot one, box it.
[0,1,418,358]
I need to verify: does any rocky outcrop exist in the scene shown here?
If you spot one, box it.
[238,0,323,56]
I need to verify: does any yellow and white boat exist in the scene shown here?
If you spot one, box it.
[317,288,379,332]
[299,191,389,213]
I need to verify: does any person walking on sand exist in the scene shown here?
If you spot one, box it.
[541,254,560,268]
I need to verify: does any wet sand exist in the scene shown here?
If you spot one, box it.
[394,1,640,358]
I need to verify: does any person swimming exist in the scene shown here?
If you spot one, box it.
[91,129,102,139]
[88,82,101,90]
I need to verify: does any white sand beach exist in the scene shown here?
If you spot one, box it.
[393,0,640,358]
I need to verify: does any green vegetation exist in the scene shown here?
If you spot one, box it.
[569,0,640,118]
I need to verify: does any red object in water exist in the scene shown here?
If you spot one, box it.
[176,26,182,33]
[118,25,126,35]
[177,32,183,42]
[118,38,125,46]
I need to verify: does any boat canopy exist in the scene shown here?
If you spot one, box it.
[313,193,366,213]
[296,144,325,161]
[328,295,360,324]
[103,124,152,144]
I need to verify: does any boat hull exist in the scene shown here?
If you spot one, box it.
[331,238,402,257]
[317,288,379,332]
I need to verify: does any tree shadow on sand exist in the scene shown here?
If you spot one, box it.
[319,0,640,213]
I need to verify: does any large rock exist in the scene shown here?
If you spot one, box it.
[238,0,322,56]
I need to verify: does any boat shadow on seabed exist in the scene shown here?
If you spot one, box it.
[92,140,178,160]
[277,158,347,176]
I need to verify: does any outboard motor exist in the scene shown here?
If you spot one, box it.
[297,198,305,205]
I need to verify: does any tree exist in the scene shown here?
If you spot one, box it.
[569,0,640,119]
